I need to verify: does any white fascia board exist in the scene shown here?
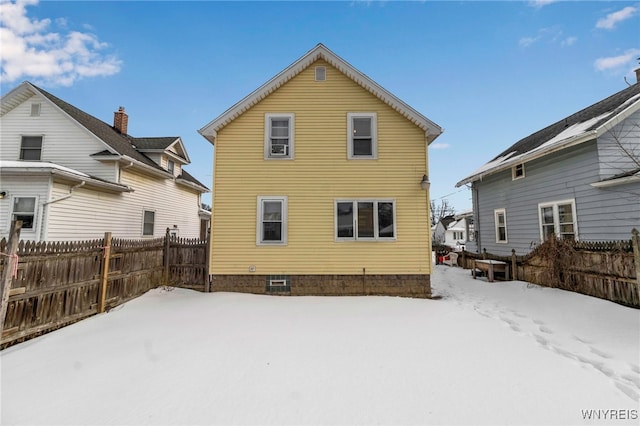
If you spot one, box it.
[591,173,640,188]
[120,155,173,179]
[456,131,597,187]
[175,177,209,193]
[198,44,443,144]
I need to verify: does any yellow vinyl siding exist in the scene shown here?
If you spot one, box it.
[211,59,431,275]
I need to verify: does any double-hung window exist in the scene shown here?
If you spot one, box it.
[494,209,507,243]
[143,210,155,236]
[347,113,377,159]
[257,196,287,245]
[20,136,43,160]
[539,200,577,241]
[265,113,294,159]
[335,199,395,241]
[12,197,37,230]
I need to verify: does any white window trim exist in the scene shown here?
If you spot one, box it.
[142,209,155,237]
[512,163,525,180]
[10,195,38,232]
[347,112,377,160]
[334,199,397,242]
[264,113,294,160]
[494,208,508,244]
[257,196,288,245]
[20,135,44,161]
[537,199,578,242]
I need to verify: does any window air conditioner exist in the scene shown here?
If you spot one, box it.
[271,144,289,156]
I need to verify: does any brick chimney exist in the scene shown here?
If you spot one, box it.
[113,106,128,134]
[635,68,640,84]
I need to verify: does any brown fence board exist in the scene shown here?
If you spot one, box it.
[1,230,209,349]
[459,231,639,308]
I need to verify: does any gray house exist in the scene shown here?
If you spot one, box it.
[456,73,640,256]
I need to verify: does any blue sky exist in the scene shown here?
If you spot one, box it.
[1,0,639,211]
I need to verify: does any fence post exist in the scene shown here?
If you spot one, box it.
[204,234,211,292]
[633,228,640,290]
[98,232,112,313]
[461,249,466,269]
[511,249,517,281]
[163,228,171,286]
[0,221,22,340]
[482,248,487,260]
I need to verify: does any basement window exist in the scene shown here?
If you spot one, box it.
[266,275,291,293]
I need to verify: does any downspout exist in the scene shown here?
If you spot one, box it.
[119,161,134,184]
[40,181,86,240]
[425,132,431,268]
[472,183,481,253]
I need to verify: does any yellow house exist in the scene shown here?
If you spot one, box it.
[198,44,443,297]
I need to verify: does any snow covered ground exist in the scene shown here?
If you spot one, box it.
[1,265,639,425]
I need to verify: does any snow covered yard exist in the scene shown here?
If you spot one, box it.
[1,266,639,425]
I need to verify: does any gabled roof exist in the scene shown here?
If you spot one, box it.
[199,43,443,144]
[456,82,640,187]
[1,82,171,173]
[130,136,190,162]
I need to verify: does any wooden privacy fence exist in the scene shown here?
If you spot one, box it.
[458,229,639,308]
[0,226,209,348]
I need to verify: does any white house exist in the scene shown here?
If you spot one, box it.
[433,211,473,251]
[0,82,210,242]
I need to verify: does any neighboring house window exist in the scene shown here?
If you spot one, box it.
[257,196,288,245]
[30,103,41,117]
[494,209,507,243]
[11,197,37,230]
[143,210,155,236]
[167,160,174,175]
[315,66,326,81]
[512,164,525,180]
[466,218,475,242]
[347,113,377,159]
[265,113,294,159]
[453,231,464,240]
[20,136,43,160]
[538,200,577,242]
[335,199,395,241]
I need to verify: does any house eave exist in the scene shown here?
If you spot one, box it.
[0,162,131,193]
[175,177,209,193]
[198,44,443,144]
[591,174,640,188]
[456,131,598,187]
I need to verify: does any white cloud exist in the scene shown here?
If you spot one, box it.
[430,143,450,150]
[594,49,640,72]
[519,27,576,49]
[519,36,540,48]
[596,6,637,30]
[528,0,557,8]
[0,0,121,86]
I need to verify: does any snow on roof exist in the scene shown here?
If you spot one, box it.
[0,160,90,177]
[457,112,607,186]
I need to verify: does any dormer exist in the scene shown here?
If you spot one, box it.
[130,136,190,177]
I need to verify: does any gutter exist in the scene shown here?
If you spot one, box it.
[591,174,640,188]
[176,178,209,192]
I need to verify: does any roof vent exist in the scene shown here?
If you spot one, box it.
[315,66,326,81]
